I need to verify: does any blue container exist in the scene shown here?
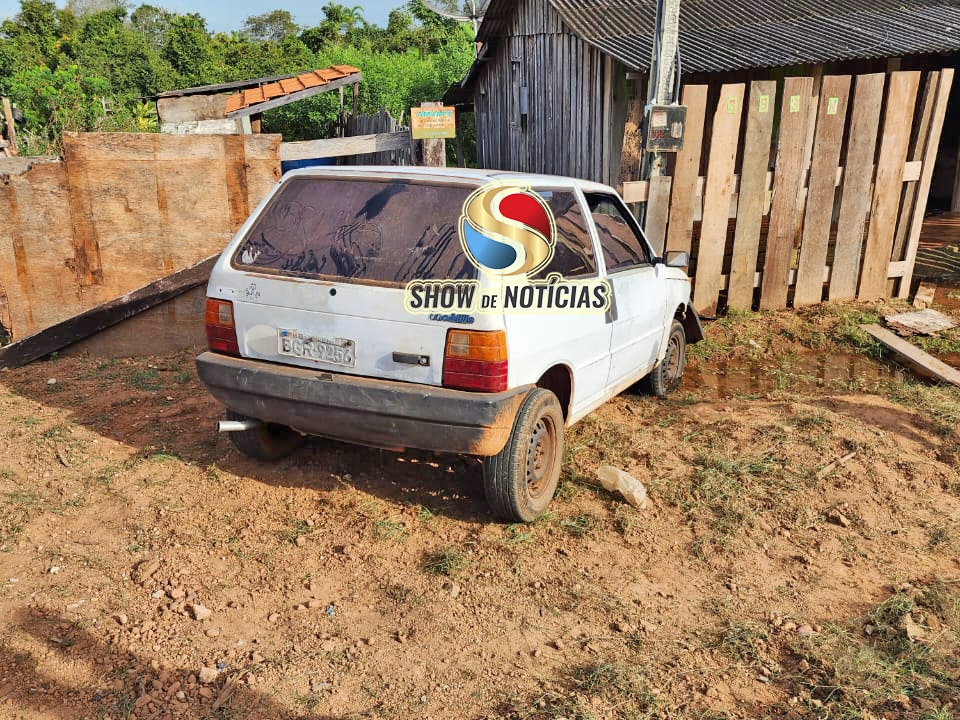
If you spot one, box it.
[281,156,335,174]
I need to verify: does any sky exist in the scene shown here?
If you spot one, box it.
[0,1,402,32]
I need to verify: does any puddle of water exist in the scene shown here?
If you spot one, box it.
[683,353,896,399]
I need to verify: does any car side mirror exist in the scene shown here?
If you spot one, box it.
[665,251,690,268]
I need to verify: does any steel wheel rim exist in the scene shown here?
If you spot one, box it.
[664,334,683,388]
[526,416,556,498]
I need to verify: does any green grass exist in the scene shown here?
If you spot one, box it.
[126,368,161,392]
[787,581,960,717]
[718,621,770,666]
[372,517,407,542]
[560,512,598,537]
[281,518,313,546]
[502,524,534,546]
[423,546,468,577]
[504,663,659,720]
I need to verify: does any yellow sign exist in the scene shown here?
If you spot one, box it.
[411,106,456,139]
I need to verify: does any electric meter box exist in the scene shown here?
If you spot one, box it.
[645,104,687,152]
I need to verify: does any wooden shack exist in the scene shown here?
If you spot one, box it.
[446,0,960,312]
[446,0,960,204]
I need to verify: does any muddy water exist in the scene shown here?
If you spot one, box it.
[683,352,897,399]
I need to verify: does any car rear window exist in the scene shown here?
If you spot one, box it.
[233,177,477,284]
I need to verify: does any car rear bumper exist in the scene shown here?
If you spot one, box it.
[195,352,530,456]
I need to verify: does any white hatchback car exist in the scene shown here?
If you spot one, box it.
[197,167,701,521]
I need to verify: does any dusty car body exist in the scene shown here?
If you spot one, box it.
[197,167,700,521]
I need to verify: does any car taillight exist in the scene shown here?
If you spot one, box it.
[205,298,240,356]
[442,329,508,392]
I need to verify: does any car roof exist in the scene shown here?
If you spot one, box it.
[280,165,618,195]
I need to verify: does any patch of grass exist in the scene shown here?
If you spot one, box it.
[654,450,790,557]
[146,450,180,463]
[294,693,323,712]
[372,517,407,542]
[126,368,161,392]
[502,524,534,546]
[505,663,659,720]
[423,546,467,577]
[560,512,597,537]
[415,505,434,523]
[788,581,960,716]
[1,488,43,550]
[718,622,769,666]
[281,518,313,546]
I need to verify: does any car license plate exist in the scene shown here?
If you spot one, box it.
[278,329,356,367]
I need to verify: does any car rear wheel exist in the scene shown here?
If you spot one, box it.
[225,409,304,461]
[482,388,564,522]
[649,320,686,397]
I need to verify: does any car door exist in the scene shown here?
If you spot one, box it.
[504,187,611,418]
[584,192,668,390]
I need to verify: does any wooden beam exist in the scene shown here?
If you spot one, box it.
[0,255,218,368]
[861,324,960,388]
[226,74,362,119]
[898,68,954,297]
[2,98,17,156]
[858,71,921,300]
[279,131,411,161]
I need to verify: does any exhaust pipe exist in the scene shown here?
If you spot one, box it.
[218,418,262,433]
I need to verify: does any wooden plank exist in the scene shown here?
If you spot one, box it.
[279,131,411,161]
[665,85,708,254]
[858,71,921,300]
[0,255,217,368]
[727,80,775,309]
[892,73,937,263]
[794,75,851,306]
[829,73,884,301]
[693,84,745,315]
[621,180,649,204]
[898,68,954,298]
[2,98,18,156]
[617,93,644,188]
[861,324,960,388]
[643,175,672,255]
[760,76,814,310]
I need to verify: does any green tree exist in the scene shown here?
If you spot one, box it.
[240,10,299,42]
[163,13,212,85]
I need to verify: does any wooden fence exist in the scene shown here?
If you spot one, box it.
[0,133,280,340]
[623,69,954,315]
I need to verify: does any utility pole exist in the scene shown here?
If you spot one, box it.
[638,0,682,243]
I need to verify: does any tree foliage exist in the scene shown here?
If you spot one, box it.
[0,0,474,154]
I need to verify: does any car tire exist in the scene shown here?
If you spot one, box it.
[482,388,564,523]
[649,320,686,397]
[225,409,304,461]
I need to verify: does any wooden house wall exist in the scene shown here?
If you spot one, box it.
[474,0,614,184]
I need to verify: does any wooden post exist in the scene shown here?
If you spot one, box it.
[352,82,359,116]
[250,113,262,134]
[455,111,465,168]
[952,142,960,213]
[2,98,18,157]
[420,101,446,168]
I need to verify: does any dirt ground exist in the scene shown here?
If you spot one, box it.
[1,290,959,720]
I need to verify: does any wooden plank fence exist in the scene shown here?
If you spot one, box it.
[623,69,955,315]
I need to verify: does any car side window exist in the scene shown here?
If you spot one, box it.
[585,193,652,272]
[530,191,597,279]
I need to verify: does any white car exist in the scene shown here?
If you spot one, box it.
[197,167,701,522]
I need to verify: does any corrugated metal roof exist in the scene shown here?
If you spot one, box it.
[223,65,361,118]
[506,0,960,72]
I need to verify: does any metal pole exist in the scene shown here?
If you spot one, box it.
[639,0,681,226]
